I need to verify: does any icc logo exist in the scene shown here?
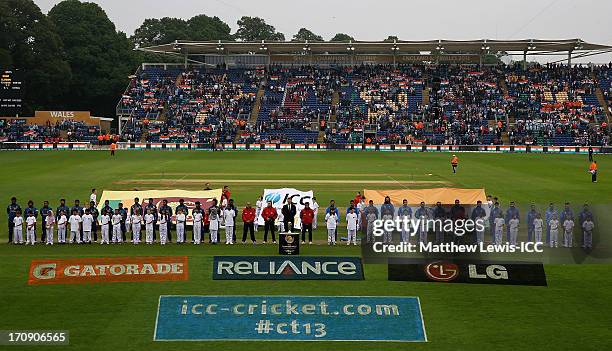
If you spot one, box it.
[264,193,281,203]
[32,263,57,280]
[424,262,459,281]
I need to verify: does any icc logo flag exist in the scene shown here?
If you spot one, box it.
[258,188,315,229]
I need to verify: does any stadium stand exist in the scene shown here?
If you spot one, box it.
[3,63,610,146]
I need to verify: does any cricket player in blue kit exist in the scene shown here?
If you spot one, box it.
[489,202,502,243]
[7,197,21,243]
[380,196,395,243]
[39,201,51,242]
[526,204,538,242]
[397,199,412,243]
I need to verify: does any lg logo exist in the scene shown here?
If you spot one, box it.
[424,262,509,282]
[468,264,508,280]
[424,262,459,281]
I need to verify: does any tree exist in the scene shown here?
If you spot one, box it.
[48,0,137,118]
[234,16,285,41]
[329,33,354,42]
[0,0,71,114]
[187,14,232,41]
[384,35,399,42]
[131,17,189,48]
[292,28,323,42]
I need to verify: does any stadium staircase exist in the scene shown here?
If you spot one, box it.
[318,91,339,143]
[592,72,612,127]
[422,86,430,106]
[234,85,265,142]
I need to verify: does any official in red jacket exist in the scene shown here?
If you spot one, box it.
[261,201,278,243]
[300,202,315,244]
[242,202,256,244]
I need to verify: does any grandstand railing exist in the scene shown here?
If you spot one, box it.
[2,141,610,154]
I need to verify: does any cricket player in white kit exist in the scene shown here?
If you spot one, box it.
[209,207,219,244]
[563,218,574,248]
[176,210,186,243]
[325,211,338,245]
[533,214,544,244]
[346,208,358,245]
[45,210,55,245]
[69,210,82,244]
[158,212,169,245]
[131,213,142,244]
[57,211,67,244]
[493,214,505,245]
[549,214,560,248]
[100,211,110,244]
[193,210,203,244]
[582,217,594,249]
[111,209,122,243]
[13,211,24,244]
[82,210,94,243]
[144,210,155,244]
[255,196,264,232]
[89,188,97,207]
[312,197,320,229]
[26,213,36,245]
[224,207,235,244]
[509,215,519,245]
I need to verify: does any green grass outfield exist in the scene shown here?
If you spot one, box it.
[0,150,610,350]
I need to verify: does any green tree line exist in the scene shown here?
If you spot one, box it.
[0,0,391,118]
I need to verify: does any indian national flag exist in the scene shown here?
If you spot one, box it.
[151,143,163,149]
[380,144,391,151]
[295,144,305,149]
[395,145,407,151]
[514,146,526,152]
[426,145,437,151]
[531,146,543,153]
[500,146,510,152]
[265,144,276,150]
[179,143,190,149]
[72,143,87,150]
[280,144,291,149]
[236,144,246,150]
[134,143,146,149]
[548,147,560,153]
[365,145,376,150]
[57,143,69,149]
[29,143,40,149]
[439,146,450,151]
[42,144,53,150]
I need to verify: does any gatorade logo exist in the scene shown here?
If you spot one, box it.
[424,262,459,281]
[28,257,188,285]
[32,263,57,280]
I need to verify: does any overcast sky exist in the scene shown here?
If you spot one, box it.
[35,0,612,63]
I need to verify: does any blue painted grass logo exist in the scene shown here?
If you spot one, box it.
[154,295,427,342]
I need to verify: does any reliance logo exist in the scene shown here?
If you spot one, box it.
[213,256,364,280]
